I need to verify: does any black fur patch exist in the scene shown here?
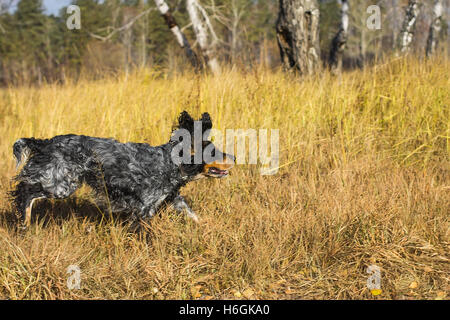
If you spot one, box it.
[10,111,225,222]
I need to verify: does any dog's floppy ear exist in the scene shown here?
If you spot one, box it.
[178,111,195,133]
[201,112,212,134]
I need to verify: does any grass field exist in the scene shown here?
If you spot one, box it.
[0,56,448,299]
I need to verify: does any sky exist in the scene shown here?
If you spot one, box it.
[43,0,72,15]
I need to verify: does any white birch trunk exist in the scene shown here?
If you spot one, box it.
[426,0,443,57]
[398,0,420,54]
[153,0,200,70]
[186,0,221,74]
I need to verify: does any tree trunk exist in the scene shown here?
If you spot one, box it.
[426,0,443,57]
[153,0,201,70]
[139,0,147,68]
[359,26,366,67]
[186,0,221,75]
[230,1,240,63]
[391,0,400,50]
[329,0,349,74]
[121,8,134,75]
[398,0,420,54]
[276,0,320,75]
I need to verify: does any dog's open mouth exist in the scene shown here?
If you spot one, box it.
[208,167,229,177]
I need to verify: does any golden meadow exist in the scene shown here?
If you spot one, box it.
[0,56,448,299]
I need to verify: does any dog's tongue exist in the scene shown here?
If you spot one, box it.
[210,167,227,175]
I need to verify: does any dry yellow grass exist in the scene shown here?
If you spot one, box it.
[0,56,448,299]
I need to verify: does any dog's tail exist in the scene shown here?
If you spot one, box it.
[13,138,40,168]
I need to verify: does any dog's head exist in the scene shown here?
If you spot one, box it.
[171,111,234,179]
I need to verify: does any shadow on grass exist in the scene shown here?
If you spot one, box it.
[0,197,138,232]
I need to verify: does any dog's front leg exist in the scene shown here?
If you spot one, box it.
[172,195,199,223]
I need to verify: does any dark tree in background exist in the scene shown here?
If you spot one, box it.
[426,0,444,57]
[329,0,349,74]
[2,0,46,83]
[276,0,320,75]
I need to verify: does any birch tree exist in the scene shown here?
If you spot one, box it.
[398,0,420,54]
[329,0,349,74]
[276,0,320,75]
[227,0,248,63]
[153,0,200,70]
[186,0,221,74]
[138,0,147,67]
[426,0,443,57]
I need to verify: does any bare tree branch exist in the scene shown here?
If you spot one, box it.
[89,8,155,42]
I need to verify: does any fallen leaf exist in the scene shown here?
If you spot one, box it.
[233,291,242,298]
[371,289,382,296]
[285,289,294,295]
[409,281,418,289]
[190,285,202,298]
[424,266,433,273]
[243,288,255,298]
[337,269,348,277]
[204,295,214,300]
[435,291,447,300]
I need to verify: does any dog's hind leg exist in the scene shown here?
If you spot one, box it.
[172,195,199,223]
[24,197,45,227]
[11,181,46,229]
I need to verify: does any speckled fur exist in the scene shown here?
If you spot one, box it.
[10,111,232,226]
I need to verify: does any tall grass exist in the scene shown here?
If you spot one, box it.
[0,56,448,299]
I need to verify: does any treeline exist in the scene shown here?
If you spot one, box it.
[0,0,448,85]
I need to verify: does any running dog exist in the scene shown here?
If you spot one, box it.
[10,111,234,228]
